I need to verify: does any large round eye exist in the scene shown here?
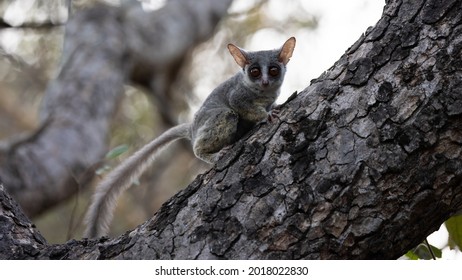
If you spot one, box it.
[250,67,261,78]
[269,66,280,77]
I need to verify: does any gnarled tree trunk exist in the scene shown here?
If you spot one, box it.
[1,0,462,259]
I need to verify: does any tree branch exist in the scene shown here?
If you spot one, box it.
[1,0,462,259]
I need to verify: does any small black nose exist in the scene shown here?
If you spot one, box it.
[262,80,269,86]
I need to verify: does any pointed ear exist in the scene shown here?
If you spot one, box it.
[278,37,296,65]
[228,43,249,68]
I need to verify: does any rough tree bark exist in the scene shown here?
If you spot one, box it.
[1,0,462,259]
[0,0,232,216]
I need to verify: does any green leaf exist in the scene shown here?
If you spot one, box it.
[105,144,129,159]
[428,243,442,259]
[411,243,442,260]
[445,214,462,250]
[405,250,420,260]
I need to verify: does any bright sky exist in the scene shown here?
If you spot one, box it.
[241,0,386,101]
[190,0,386,107]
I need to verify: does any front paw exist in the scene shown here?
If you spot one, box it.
[267,108,280,123]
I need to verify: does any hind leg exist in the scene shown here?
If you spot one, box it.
[192,110,239,163]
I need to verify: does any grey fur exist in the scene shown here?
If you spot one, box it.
[84,37,296,238]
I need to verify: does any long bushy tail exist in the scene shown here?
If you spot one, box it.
[84,123,190,238]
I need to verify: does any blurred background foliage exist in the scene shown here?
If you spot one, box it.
[0,0,318,244]
[1,0,460,259]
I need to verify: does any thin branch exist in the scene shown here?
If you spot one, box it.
[424,239,437,260]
